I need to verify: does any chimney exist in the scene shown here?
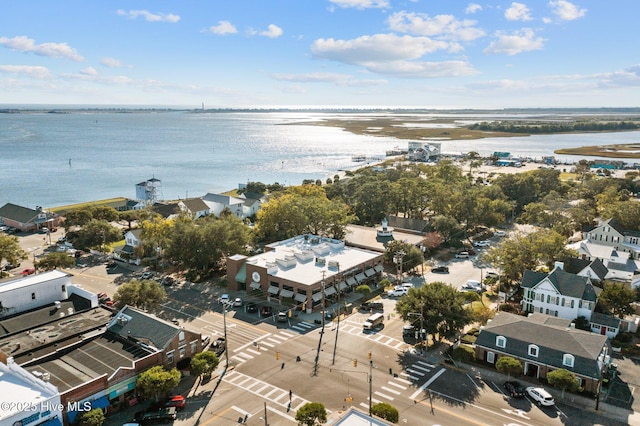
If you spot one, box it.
[554,261,564,271]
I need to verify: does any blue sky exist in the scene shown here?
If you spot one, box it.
[1,1,638,108]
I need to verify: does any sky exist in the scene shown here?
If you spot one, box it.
[1,1,638,109]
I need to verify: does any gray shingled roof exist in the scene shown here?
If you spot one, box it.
[590,311,621,329]
[0,203,42,224]
[476,312,607,379]
[107,306,180,350]
[521,268,601,302]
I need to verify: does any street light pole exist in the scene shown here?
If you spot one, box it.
[369,360,373,416]
[313,271,327,376]
[223,300,229,370]
[394,250,405,286]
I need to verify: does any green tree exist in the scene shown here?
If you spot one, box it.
[112,279,166,311]
[190,351,219,380]
[599,282,636,318]
[495,356,523,378]
[79,408,105,426]
[67,219,122,251]
[384,241,424,274]
[371,402,399,423]
[35,251,75,271]
[0,233,27,271]
[355,284,372,294]
[295,402,327,426]
[547,368,579,398]
[136,366,181,401]
[395,282,474,346]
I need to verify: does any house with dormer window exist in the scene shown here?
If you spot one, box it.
[584,218,640,260]
[475,312,610,393]
[520,262,601,321]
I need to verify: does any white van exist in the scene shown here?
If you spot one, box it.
[363,313,384,331]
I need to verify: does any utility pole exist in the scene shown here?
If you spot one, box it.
[313,271,327,376]
[394,250,405,286]
[223,299,229,370]
[332,276,341,365]
[263,402,268,425]
[369,359,373,416]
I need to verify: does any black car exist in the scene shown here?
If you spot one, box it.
[209,337,226,357]
[503,381,526,398]
[361,301,384,312]
[431,266,449,273]
[246,302,258,313]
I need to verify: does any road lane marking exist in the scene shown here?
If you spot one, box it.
[409,368,446,400]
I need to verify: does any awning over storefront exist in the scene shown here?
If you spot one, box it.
[355,273,366,283]
[338,281,348,290]
[39,417,63,426]
[374,264,384,273]
[364,268,375,277]
[249,282,261,290]
[235,262,246,284]
[280,289,294,298]
[324,286,337,296]
[346,277,356,286]
[91,396,110,409]
[294,293,307,303]
[312,292,323,302]
[268,286,279,295]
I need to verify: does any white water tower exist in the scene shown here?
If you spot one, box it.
[135,177,162,204]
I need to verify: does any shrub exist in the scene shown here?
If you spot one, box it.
[499,303,516,313]
[461,335,477,344]
[451,345,475,362]
[371,402,399,423]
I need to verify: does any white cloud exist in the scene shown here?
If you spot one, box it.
[312,33,449,64]
[208,21,238,35]
[271,72,386,87]
[100,57,125,68]
[0,36,84,61]
[505,2,533,21]
[260,24,283,38]
[542,17,552,24]
[387,12,485,42]
[0,64,51,78]
[483,28,545,55]
[79,67,97,76]
[311,33,477,78]
[328,0,389,9]
[548,1,586,21]
[465,3,482,14]
[116,9,180,23]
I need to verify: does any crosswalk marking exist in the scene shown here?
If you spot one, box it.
[416,360,436,369]
[387,381,407,390]
[409,364,431,373]
[406,368,426,376]
[374,391,394,401]
[380,386,401,395]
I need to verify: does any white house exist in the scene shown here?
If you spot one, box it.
[0,270,72,318]
[584,218,640,260]
[202,193,245,218]
[238,192,268,219]
[520,262,601,321]
[0,355,62,426]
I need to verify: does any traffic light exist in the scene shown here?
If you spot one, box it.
[276,352,280,360]
[367,351,372,360]
[353,358,357,367]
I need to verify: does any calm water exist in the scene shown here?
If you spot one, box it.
[1,110,639,208]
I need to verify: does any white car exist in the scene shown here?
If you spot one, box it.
[219,294,230,304]
[455,252,470,259]
[526,386,555,406]
[233,297,243,307]
[494,230,507,237]
[387,286,408,297]
[473,240,490,247]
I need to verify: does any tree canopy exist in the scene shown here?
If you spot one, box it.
[190,351,219,379]
[295,402,327,426]
[496,356,523,378]
[35,251,76,271]
[0,233,26,272]
[547,368,579,397]
[599,282,636,318]
[136,366,181,401]
[112,279,166,312]
[395,282,474,345]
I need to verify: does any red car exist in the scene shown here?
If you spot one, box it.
[165,395,186,410]
[21,268,35,276]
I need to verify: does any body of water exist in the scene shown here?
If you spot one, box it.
[1,110,639,209]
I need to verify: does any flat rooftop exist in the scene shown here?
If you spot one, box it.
[0,304,113,364]
[0,269,70,293]
[0,361,58,423]
[254,235,382,286]
[344,224,425,253]
[24,334,153,392]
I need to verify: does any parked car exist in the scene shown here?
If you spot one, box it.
[20,268,35,276]
[247,302,258,313]
[219,294,230,305]
[209,337,226,357]
[134,407,177,424]
[503,381,526,398]
[141,271,153,280]
[387,286,408,297]
[402,324,415,336]
[277,311,288,322]
[165,395,186,411]
[161,276,175,287]
[233,297,243,307]
[473,240,490,247]
[201,335,211,348]
[260,305,273,316]
[526,386,555,406]
[361,301,384,312]
[494,230,507,237]
[455,252,470,259]
[431,266,449,273]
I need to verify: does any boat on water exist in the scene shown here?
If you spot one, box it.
[351,155,367,162]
